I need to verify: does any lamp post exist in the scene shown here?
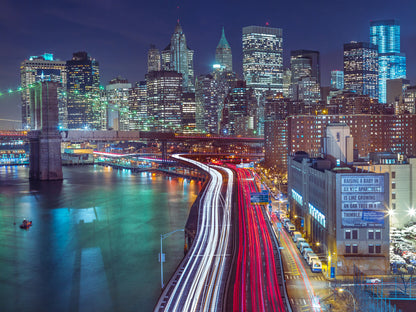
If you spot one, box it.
[338,288,356,312]
[159,228,184,289]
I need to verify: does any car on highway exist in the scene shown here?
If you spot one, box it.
[365,278,381,284]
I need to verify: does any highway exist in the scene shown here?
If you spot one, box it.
[232,167,286,312]
[154,154,234,311]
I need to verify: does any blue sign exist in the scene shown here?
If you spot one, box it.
[330,267,335,278]
[250,192,269,204]
[301,218,304,227]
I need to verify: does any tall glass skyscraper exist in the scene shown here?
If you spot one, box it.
[242,25,283,95]
[370,19,406,103]
[330,70,344,90]
[20,53,67,129]
[161,21,195,92]
[66,52,102,130]
[343,42,378,99]
[215,27,232,72]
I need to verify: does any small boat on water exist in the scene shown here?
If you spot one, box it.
[20,220,32,229]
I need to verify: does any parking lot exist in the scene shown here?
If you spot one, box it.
[390,223,416,274]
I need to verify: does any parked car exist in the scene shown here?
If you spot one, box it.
[296,238,307,249]
[365,278,381,284]
[302,248,313,259]
[292,231,302,243]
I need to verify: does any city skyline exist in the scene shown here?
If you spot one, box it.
[0,0,415,127]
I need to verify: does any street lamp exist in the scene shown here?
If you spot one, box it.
[338,288,356,312]
[159,228,184,289]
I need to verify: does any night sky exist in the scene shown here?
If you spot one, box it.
[0,0,415,128]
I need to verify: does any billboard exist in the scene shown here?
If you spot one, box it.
[250,192,269,205]
[341,175,385,228]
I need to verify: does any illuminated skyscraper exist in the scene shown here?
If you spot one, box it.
[129,81,147,130]
[147,45,161,73]
[66,52,102,129]
[106,77,132,131]
[215,27,232,72]
[182,92,196,133]
[161,21,195,92]
[146,70,182,131]
[290,50,321,104]
[370,19,406,103]
[242,25,283,95]
[222,80,257,136]
[195,74,219,134]
[331,70,344,90]
[343,42,378,99]
[20,53,67,129]
[291,50,320,84]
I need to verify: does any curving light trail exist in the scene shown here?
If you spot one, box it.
[232,167,285,312]
[159,154,233,312]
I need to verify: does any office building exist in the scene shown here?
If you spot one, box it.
[370,20,407,103]
[290,50,321,105]
[330,70,344,90]
[148,45,161,72]
[66,51,102,129]
[161,21,195,92]
[343,42,378,100]
[146,70,182,131]
[215,27,232,72]
[222,80,257,136]
[195,74,219,134]
[386,78,410,106]
[356,153,416,228]
[242,25,283,95]
[129,81,147,130]
[288,147,390,276]
[400,86,416,114]
[288,125,390,277]
[291,50,320,84]
[106,77,132,131]
[182,92,196,133]
[20,53,67,129]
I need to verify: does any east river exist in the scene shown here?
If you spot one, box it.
[0,165,201,312]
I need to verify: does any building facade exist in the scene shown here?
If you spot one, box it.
[242,25,283,95]
[128,81,147,130]
[356,154,416,228]
[215,27,232,72]
[182,92,196,133]
[288,150,390,276]
[106,77,132,131]
[222,80,257,136]
[265,113,416,171]
[20,53,67,129]
[147,45,161,73]
[330,70,344,90]
[145,70,182,132]
[343,42,378,100]
[195,74,219,134]
[66,52,102,130]
[161,21,195,92]
[370,20,407,104]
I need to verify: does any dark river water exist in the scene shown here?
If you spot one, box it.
[0,165,201,312]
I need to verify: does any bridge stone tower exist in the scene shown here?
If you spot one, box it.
[29,81,63,180]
